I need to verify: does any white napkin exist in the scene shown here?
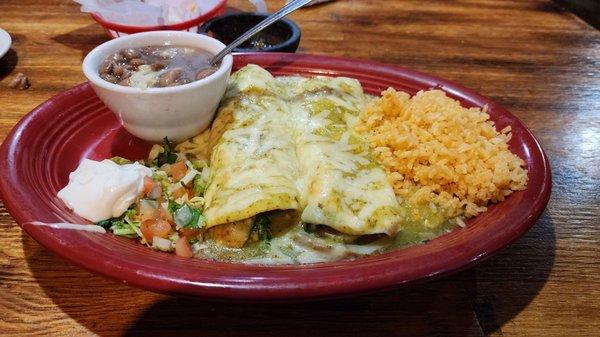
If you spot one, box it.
[74,0,222,26]
[248,0,267,12]
[73,0,322,26]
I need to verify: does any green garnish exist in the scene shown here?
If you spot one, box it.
[251,214,272,242]
[193,175,206,196]
[111,225,138,236]
[185,208,201,229]
[168,200,180,214]
[302,222,316,233]
[172,203,205,229]
[195,214,207,229]
[101,217,138,238]
[191,159,207,170]
[155,137,178,166]
[110,156,132,165]
[96,218,117,229]
[96,208,141,238]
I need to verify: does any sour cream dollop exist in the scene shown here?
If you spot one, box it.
[57,159,152,222]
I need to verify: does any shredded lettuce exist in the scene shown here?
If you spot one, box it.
[97,209,142,239]
[193,175,206,196]
[191,159,207,170]
[112,225,137,236]
[196,214,207,229]
[110,156,133,165]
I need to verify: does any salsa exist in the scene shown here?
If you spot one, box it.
[89,138,459,264]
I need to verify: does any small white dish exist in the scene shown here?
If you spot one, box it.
[82,31,233,142]
[0,28,11,59]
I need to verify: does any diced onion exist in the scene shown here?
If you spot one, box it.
[167,182,184,194]
[173,204,193,228]
[180,168,199,186]
[147,184,162,199]
[200,167,210,182]
[191,242,205,255]
[152,236,172,251]
[139,199,158,221]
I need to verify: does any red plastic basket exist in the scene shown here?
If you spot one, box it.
[90,0,227,39]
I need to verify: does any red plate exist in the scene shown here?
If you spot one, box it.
[0,53,551,300]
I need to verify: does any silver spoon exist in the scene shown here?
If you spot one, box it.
[210,0,313,66]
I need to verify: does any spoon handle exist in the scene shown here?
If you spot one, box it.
[210,0,313,65]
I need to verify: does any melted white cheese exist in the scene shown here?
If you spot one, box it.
[243,227,389,265]
[128,65,161,89]
[57,159,152,222]
[203,67,301,227]
[285,76,403,235]
[204,66,402,235]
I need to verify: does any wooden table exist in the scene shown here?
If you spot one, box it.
[1,0,598,336]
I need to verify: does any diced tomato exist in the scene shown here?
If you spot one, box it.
[175,237,193,258]
[139,204,158,222]
[142,176,156,196]
[140,219,171,243]
[159,205,173,222]
[170,161,188,181]
[147,183,163,199]
[171,187,185,199]
[171,186,192,199]
[156,203,167,219]
[179,227,200,239]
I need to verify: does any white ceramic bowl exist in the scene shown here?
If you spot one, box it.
[0,28,11,59]
[82,31,232,142]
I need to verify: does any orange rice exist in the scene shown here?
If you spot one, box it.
[357,88,528,218]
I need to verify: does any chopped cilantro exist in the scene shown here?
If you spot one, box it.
[251,215,272,242]
[96,208,140,238]
[96,218,116,229]
[185,208,201,229]
[168,200,181,214]
[302,222,316,233]
[155,137,178,166]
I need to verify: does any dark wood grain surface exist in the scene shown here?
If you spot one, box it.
[553,0,600,29]
[0,0,599,336]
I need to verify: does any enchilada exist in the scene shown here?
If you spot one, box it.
[201,65,301,246]
[284,76,405,235]
[203,66,404,244]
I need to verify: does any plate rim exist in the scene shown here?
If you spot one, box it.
[0,52,552,300]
